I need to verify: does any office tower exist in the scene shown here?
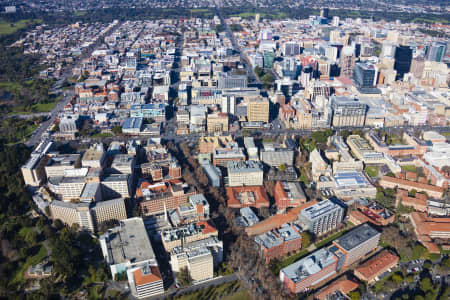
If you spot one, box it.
[329,31,340,43]
[255,13,260,24]
[221,95,236,115]
[394,45,412,80]
[381,41,396,58]
[329,96,367,127]
[263,50,275,68]
[340,46,355,78]
[325,46,338,61]
[247,98,270,122]
[217,72,248,89]
[283,42,300,56]
[425,42,447,62]
[282,57,300,79]
[298,199,345,236]
[300,65,313,88]
[320,8,329,18]
[353,62,377,88]
[332,16,340,27]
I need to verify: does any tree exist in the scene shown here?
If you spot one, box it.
[348,290,360,300]
[261,73,274,88]
[301,231,312,249]
[177,267,192,286]
[254,66,264,77]
[392,273,403,284]
[419,277,433,292]
[111,126,122,135]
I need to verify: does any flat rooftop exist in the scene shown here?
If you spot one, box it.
[101,218,155,265]
[333,223,380,251]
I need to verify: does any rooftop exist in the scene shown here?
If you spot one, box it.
[100,218,155,265]
[333,223,380,251]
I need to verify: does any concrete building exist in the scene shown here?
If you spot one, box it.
[45,154,81,177]
[280,248,338,294]
[298,199,345,236]
[274,181,307,210]
[227,160,264,187]
[161,221,218,252]
[82,143,106,168]
[99,218,164,298]
[207,113,229,133]
[260,143,294,167]
[244,137,259,161]
[255,223,302,263]
[217,72,248,89]
[329,96,367,128]
[332,223,380,268]
[50,198,127,232]
[102,174,131,199]
[247,98,270,123]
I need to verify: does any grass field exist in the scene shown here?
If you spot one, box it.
[173,280,247,300]
[230,12,287,19]
[365,165,379,178]
[401,165,417,173]
[0,19,42,36]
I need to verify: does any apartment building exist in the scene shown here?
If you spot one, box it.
[274,181,307,210]
[298,199,345,236]
[227,160,264,187]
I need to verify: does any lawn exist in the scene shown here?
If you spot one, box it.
[223,289,251,300]
[174,280,244,300]
[31,101,58,112]
[401,165,417,173]
[0,19,42,36]
[10,243,48,285]
[365,165,379,178]
[315,227,352,249]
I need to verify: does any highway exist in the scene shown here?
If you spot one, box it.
[212,0,260,85]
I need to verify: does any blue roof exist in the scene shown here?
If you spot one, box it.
[123,117,143,129]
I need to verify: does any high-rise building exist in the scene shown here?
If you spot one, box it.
[263,50,275,68]
[332,16,340,27]
[394,45,412,80]
[247,98,270,123]
[340,46,355,78]
[298,199,345,236]
[221,95,236,115]
[353,62,377,89]
[425,42,447,62]
[329,96,367,128]
[320,8,329,19]
[283,42,301,57]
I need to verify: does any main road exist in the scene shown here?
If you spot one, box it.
[212,0,260,85]
[26,21,122,147]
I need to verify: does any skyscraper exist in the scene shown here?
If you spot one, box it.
[353,62,377,89]
[340,46,355,78]
[425,42,447,62]
[394,46,412,80]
